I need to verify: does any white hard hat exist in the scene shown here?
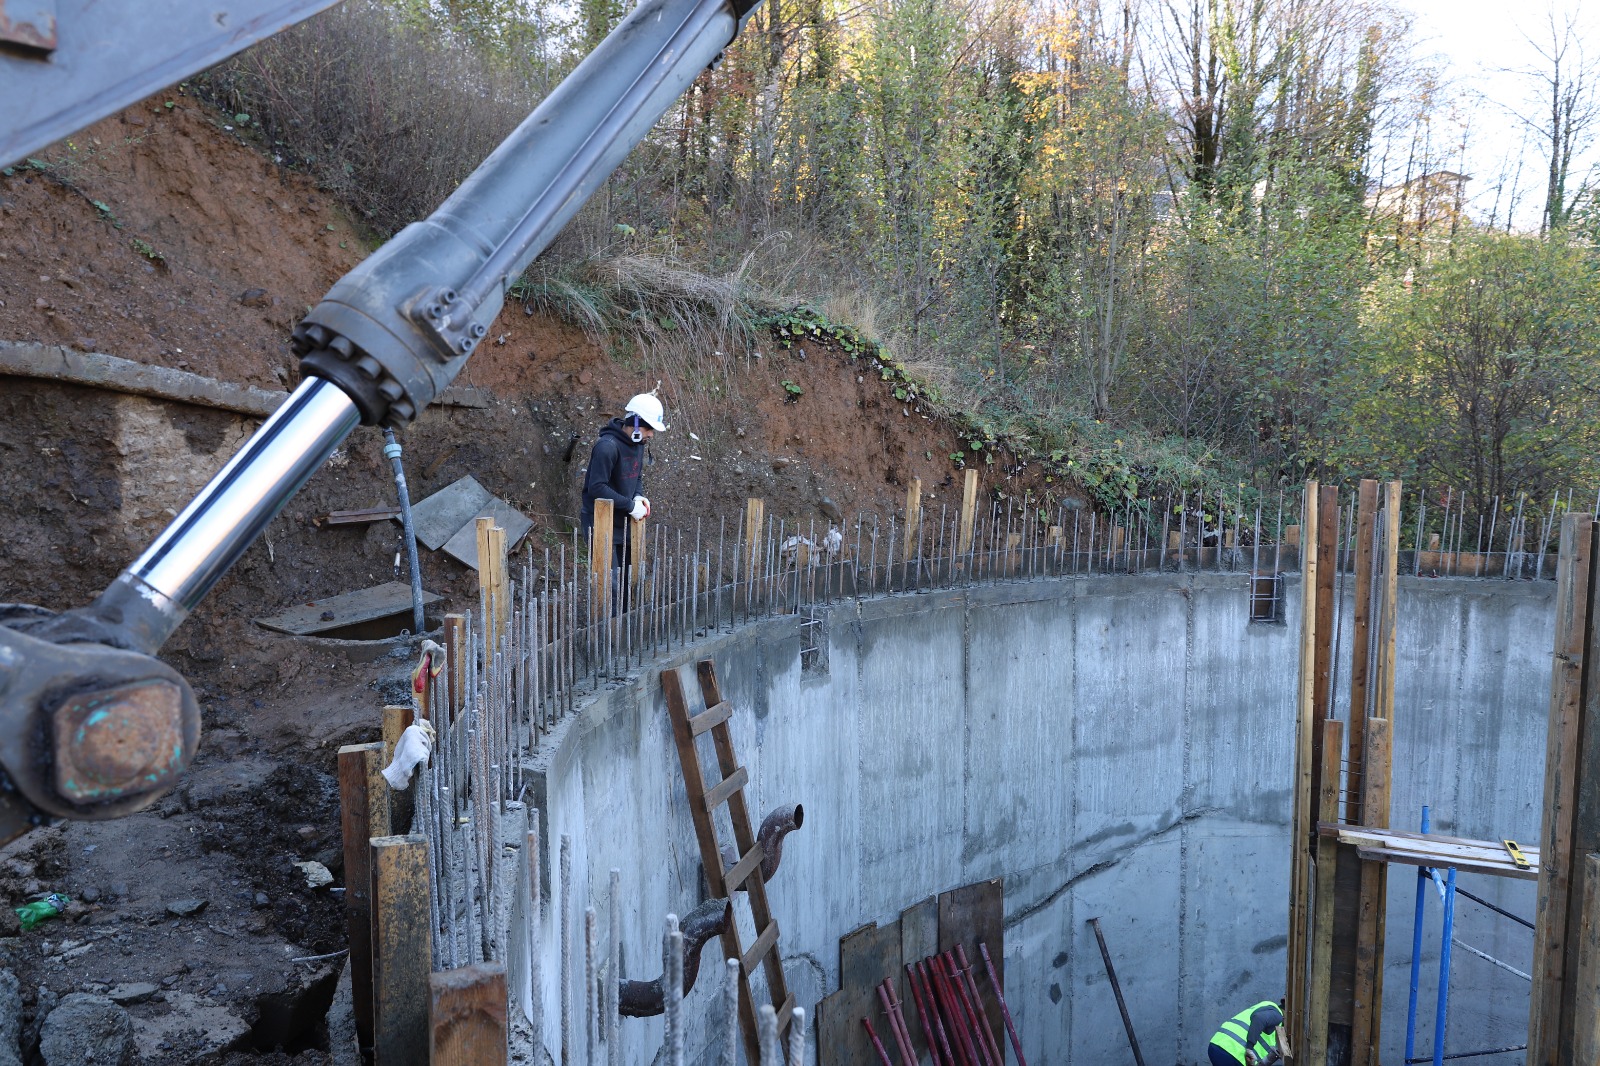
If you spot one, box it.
[624,392,668,432]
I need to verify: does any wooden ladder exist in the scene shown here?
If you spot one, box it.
[662,660,794,1063]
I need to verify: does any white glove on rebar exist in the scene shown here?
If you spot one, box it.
[629,495,651,521]
[381,720,437,791]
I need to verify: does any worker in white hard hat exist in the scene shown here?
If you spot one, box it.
[581,391,667,608]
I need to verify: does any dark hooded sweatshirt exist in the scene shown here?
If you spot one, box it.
[581,418,646,545]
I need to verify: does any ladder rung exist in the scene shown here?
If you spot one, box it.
[741,919,780,975]
[689,700,732,736]
[703,766,748,812]
[725,842,764,893]
[775,992,796,1032]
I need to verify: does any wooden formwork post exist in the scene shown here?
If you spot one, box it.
[903,478,923,560]
[1350,717,1392,1062]
[371,834,432,1066]
[1530,513,1597,1065]
[1285,482,1319,1064]
[443,614,465,722]
[429,963,508,1066]
[1346,480,1380,819]
[383,704,416,836]
[744,498,765,583]
[958,470,979,558]
[590,499,614,618]
[339,741,390,1050]
[477,518,508,650]
[1306,717,1344,1066]
[629,516,647,606]
[1575,852,1600,1066]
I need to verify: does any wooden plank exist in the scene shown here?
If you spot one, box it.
[629,515,647,605]
[822,921,904,1066]
[742,920,781,975]
[591,501,614,620]
[1574,852,1600,1066]
[324,506,403,526]
[1346,480,1379,822]
[1306,717,1343,1066]
[689,700,733,736]
[1562,517,1600,1065]
[429,963,508,1066]
[444,614,465,722]
[1373,482,1402,727]
[383,704,415,836]
[903,478,922,560]
[703,766,749,813]
[1353,847,1541,881]
[662,665,758,1065]
[1351,714,1392,1063]
[724,842,765,894]
[1285,481,1320,1063]
[1330,827,1542,868]
[339,742,388,1050]
[370,834,431,1066]
[1324,822,1544,856]
[745,499,765,585]
[899,896,939,1063]
[441,496,531,570]
[958,470,979,557]
[938,878,1004,1042]
[1531,517,1594,1066]
[254,581,442,636]
[775,992,796,1033]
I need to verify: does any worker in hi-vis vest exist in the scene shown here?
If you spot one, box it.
[1208,999,1287,1066]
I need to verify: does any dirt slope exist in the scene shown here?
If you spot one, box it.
[0,88,1049,1062]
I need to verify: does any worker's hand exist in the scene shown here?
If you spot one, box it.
[1245,1054,1259,1066]
[630,495,650,521]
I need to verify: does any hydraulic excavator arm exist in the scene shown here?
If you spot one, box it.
[0,0,763,842]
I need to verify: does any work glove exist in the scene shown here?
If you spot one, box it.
[381,719,438,791]
[630,495,651,521]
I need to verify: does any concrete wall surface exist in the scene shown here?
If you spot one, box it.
[525,571,1554,1065]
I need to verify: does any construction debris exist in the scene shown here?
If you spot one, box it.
[409,475,533,569]
[254,582,442,638]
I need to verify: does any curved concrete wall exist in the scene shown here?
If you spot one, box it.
[527,572,1553,1065]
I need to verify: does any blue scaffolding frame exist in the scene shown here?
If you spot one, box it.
[1401,807,1532,1065]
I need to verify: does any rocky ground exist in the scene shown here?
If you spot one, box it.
[0,86,1064,1063]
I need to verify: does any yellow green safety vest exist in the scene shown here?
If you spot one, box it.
[1210,1001,1281,1064]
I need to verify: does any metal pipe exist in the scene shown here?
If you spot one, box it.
[906,962,948,1066]
[1088,917,1144,1066]
[942,953,995,1066]
[861,1019,895,1066]
[619,898,730,1016]
[1434,867,1458,1066]
[382,428,426,634]
[1403,1045,1528,1063]
[1406,808,1429,1066]
[929,957,978,1066]
[92,377,358,651]
[913,961,956,1066]
[954,945,1003,1066]
[877,980,917,1065]
[978,942,1027,1066]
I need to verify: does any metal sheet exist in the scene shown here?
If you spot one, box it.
[1,0,342,166]
[409,476,493,552]
[440,496,534,571]
[254,581,440,636]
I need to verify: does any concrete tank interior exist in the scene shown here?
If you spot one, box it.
[526,572,1553,1064]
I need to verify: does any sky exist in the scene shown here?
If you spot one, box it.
[1398,0,1600,230]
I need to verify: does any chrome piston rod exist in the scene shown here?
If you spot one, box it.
[92,379,359,653]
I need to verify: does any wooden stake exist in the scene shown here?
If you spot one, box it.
[903,478,923,560]
[591,499,615,619]
[1530,515,1593,1066]
[1574,852,1600,1066]
[629,515,648,606]
[1350,718,1392,1062]
[958,470,979,557]
[383,704,416,837]
[1285,482,1319,1063]
[1346,480,1379,823]
[1309,484,1339,820]
[339,741,389,1050]
[744,498,765,585]
[430,963,508,1066]
[1306,717,1344,1066]
[370,834,432,1066]
[444,614,465,723]
[1373,483,1402,727]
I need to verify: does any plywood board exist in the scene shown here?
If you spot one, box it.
[254,581,441,636]
[939,878,1005,1043]
[442,496,534,570]
[411,476,493,551]
[817,921,903,1066]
